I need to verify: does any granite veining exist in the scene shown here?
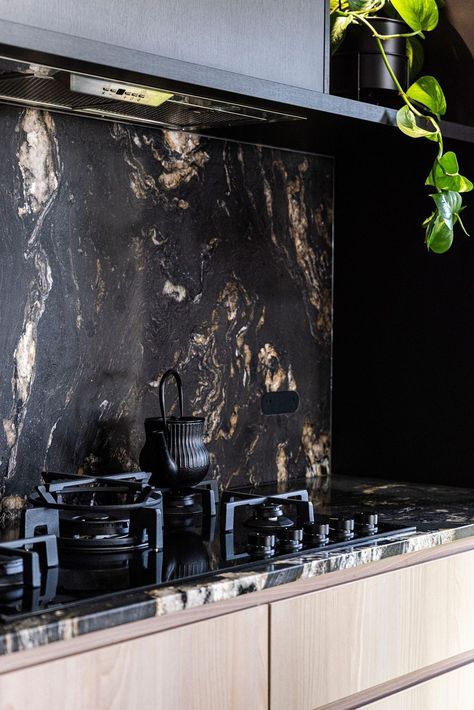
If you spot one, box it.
[1,475,474,657]
[0,105,333,505]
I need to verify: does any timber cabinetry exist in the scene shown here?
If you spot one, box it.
[3,545,474,710]
[362,661,474,709]
[270,549,474,709]
[0,605,268,710]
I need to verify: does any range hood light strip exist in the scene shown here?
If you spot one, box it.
[167,98,268,122]
[0,93,71,111]
[76,106,187,129]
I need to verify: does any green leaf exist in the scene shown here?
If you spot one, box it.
[330,14,353,53]
[406,76,446,116]
[407,37,425,80]
[347,0,376,8]
[425,214,453,253]
[330,0,388,13]
[431,191,462,229]
[390,0,439,32]
[426,152,474,192]
[425,191,467,253]
[396,105,439,139]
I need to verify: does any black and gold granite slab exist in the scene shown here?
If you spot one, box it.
[306,475,474,528]
[2,475,474,657]
[0,106,333,508]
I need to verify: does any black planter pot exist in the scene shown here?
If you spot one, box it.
[331,17,409,106]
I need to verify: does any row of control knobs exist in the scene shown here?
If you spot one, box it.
[303,512,378,543]
[246,512,379,557]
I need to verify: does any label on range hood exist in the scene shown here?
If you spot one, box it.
[70,74,173,107]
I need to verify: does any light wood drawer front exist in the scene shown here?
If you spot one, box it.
[270,550,474,709]
[363,662,474,709]
[0,606,268,710]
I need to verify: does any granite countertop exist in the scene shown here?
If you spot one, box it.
[2,474,474,658]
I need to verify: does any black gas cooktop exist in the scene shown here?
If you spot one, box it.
[0,472,416,622]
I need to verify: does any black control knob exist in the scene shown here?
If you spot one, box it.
[303,519,330,545]
[354,512,378,535]
[330,516,355,540]
[246,531,276,558]
[276,527,304,551]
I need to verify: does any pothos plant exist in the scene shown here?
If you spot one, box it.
[330,0,473,253]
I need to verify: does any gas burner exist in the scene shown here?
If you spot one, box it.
[354,512,379,535]
[303,519,330,545]
[246,531,276,558]
[221,489,314,533]
[160,479,218,518]
[0,534,58,615]
[221,489,313,561]
[26,472,164,553]
[244,502,295,532]
[276,527,304,552]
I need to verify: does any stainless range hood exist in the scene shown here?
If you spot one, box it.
[0,55,303,132]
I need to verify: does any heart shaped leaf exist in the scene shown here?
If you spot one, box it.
[396,105,439,139]
[330,14,353,53]
[390,0,439,32]
[426,152,474,192]
[431,191,462,229]
[407,76,446,116]
[425,214,453,253]
[425,191,468,252]
[407,37,425,80]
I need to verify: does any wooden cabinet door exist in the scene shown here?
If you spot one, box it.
[0,606,268,710]
[362,662,474,709]
[270,550,474,709]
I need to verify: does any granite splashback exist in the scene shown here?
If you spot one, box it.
[0,106,333,500]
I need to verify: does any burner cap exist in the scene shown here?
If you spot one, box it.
[244,502,295,532]
[81,513,111,522]
[163,492,202,516]
[61,513,130,540]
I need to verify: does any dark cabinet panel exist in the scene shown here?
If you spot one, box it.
[0,0,328,92]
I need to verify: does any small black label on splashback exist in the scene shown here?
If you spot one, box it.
[261,390,300,415]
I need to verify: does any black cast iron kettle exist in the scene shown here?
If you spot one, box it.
[139,369,210,489]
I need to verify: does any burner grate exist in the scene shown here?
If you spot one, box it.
[27,473,164,553]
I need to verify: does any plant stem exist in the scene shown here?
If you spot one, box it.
[367,30,422,39]
[356,13,443,178]
[357,15,440,131]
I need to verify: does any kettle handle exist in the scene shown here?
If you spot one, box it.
[159,369,184,434]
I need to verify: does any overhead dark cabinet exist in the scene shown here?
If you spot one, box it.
[0,0,328,93]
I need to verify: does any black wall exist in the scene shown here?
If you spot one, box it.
[331,125,474,485]
[219,113,474,486]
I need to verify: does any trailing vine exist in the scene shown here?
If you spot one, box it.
[330,0,472,253]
